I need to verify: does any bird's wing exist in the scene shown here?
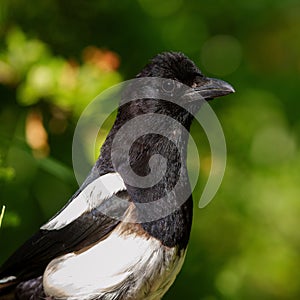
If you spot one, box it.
[0,172,130,286]
[41,222,182,300]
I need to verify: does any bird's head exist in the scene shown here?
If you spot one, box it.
[112,51,235,141]
[116,52,234,129]
[137,51,235,101]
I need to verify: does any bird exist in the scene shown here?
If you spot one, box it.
[0,51,234,300]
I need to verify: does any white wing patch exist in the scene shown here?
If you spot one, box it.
[41,173,126,230]
[0,275,16,284]
[43,225,185,300]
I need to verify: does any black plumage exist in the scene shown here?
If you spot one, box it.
[0,51,234,300]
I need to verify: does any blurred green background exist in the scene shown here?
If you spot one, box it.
[1,0,300,299]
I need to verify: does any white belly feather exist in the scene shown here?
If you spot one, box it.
[43,225,186,300]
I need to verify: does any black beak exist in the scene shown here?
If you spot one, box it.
[185,77,235,101]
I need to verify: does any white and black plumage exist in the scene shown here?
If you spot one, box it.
[0,52,234,300]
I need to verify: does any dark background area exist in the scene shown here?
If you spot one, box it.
[1,1,300,299]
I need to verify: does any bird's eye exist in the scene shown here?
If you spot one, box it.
[162,79,175,93]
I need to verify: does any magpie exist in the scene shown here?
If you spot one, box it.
[0,52,234,300]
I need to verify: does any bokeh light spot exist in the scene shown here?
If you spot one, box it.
[251,125,296,165]
[216,269,241,297]
[201,35,242,76]
[138,0,183,17]
[1,210,21,228]
[162,16,207,52]
[26,110,49,158]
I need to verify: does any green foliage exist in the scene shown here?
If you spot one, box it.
[0,1,300,299]
[0,28,122,116]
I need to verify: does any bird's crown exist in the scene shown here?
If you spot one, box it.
[137,51,204,87]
